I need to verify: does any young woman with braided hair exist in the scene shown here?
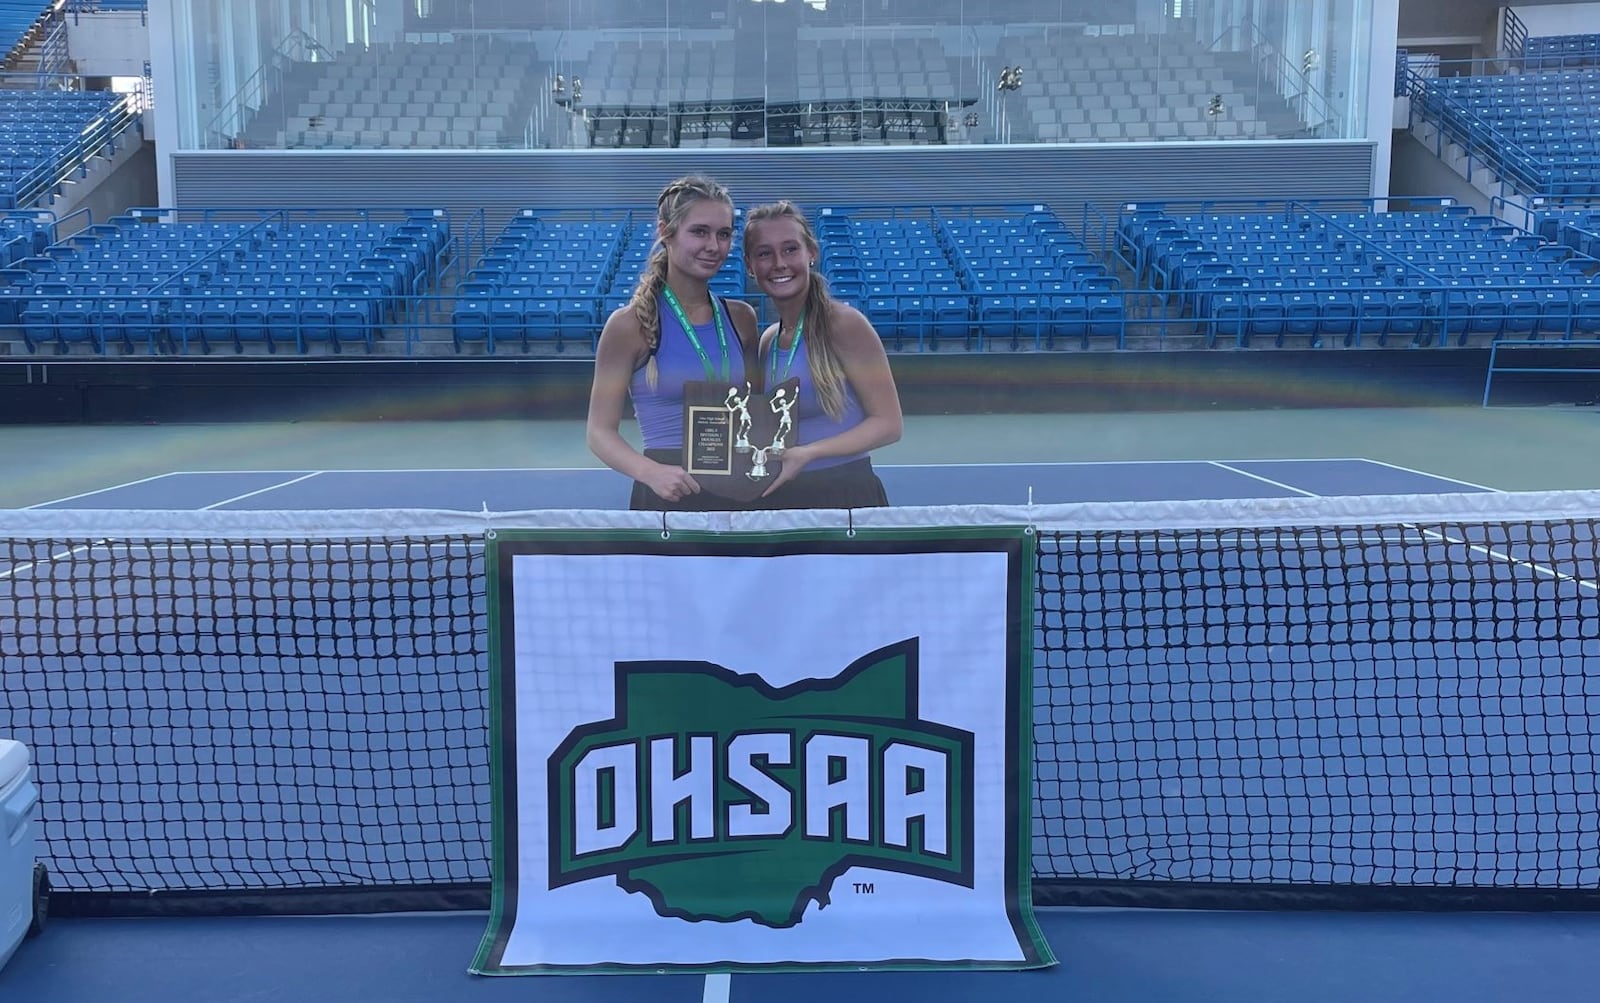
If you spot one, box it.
[742,201,902,509]
[586,175,760,510]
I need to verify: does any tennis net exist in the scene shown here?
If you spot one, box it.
[1,494,1597,915]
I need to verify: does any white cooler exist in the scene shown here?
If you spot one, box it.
[0,739,42,973]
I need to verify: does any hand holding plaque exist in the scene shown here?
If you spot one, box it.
[682,377,802,502]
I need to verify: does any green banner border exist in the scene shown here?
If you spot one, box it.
[471,525,1054,976]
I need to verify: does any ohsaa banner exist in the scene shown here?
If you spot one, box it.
[472,526,1055,975]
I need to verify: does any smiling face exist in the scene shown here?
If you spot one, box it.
[745,215,816,308]
[661,199,735,285]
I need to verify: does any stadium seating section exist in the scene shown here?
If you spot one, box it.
[447,205,1124,355]
[988,32,1284,143]
[6,202,1598,358]
[1413,68,1600,198]
[247,28,1298,150]
[1120,205,1600,348]
[0,90,133,210]
[1524,33,1600,71]
[0,0,48,58]
[0,212,448,354]
[243,40,547,150]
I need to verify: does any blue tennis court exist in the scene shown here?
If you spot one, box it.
[24,456,1494,511]
[3,457,1599,1002]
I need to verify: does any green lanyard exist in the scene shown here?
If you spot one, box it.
[662,287,731,382]
[769,310,805,384]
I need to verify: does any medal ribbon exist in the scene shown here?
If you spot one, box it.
[769,309,806,384]
[662,287,731,381]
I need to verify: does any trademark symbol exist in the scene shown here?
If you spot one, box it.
[853,882,874,895]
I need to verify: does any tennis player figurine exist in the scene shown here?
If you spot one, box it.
[725,384,754,453]
[768,387,795,455]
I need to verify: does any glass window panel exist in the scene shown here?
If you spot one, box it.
[173,0,1373,150]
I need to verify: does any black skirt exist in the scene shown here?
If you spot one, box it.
[631,450,889,512]
[756,456,889,510]
[629,449,756,512]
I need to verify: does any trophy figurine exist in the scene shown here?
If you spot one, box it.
[768,387,796,456]
[747,444,771,480]
[725,384,753,453]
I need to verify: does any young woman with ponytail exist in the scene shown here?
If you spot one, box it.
[585,175,761,510]
[742,201,902,509]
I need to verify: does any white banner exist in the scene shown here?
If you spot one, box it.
[472,527,1053,975]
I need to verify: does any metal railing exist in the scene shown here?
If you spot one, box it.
[1503,7,1529,64]
[206,30,333,150]
[1402,67,1600,199]
[35,13,68,87]
[1210,17,1344,138]
[0,81,142,211]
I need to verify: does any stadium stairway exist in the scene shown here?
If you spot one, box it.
[1207,51,1306,137]
[0,2,59,78]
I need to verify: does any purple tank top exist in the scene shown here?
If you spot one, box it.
[771,340,869,471]
[630,296,745,451]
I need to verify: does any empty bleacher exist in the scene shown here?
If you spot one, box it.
[787,37,967,106]
[0,89,135,209]
[242,40,547,150]
[452,210,624,354]
[581,39,736,110]
[0,210,449,355]
[1525,33,1600,71]
[551,27,1287,148]
[445,204,1121,355]
[817,206,1123,350]
[451,209,748,353]
[1413,69,1600,198]
[987,31,1287,143]
[0,0,49,60]
[22,202,1590,360]
[1120,203,1600,348]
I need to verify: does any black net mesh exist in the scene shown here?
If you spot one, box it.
[1,511,1597,913]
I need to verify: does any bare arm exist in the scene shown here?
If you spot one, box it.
[586,307,701,501]
[763,304,903,493]
[725,298,763,392]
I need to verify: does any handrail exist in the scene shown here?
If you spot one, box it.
[143,210,289,294]
[1502,7,1529,63]
[1206,14,1343,137]
[205,29,333,149]
[5,92,141,212]
[1284,200,1450,288]
[1406,68,1554,196]
[1246,23,1344,137]
[36,14,69,88]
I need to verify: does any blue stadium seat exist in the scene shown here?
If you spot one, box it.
[19,298,58,353]
[452,296,493,353]
[489,297,527,351]
[524,297,563,345]
[225,297,274,353]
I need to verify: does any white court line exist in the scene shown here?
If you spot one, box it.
[703,973,731,1003]
[167,466,621,475]
[24,471,192,509]
[163,458,1384,474]
[1208,461,1320,497]
[1418,525,1599,594]
[1355,457,1502,493]
[0,542,100,579]
[200,472,325,511]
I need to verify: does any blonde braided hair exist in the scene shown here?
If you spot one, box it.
[628,174,734,387]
